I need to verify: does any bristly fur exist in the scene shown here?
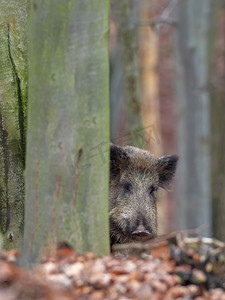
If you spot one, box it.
[109,144,178,248]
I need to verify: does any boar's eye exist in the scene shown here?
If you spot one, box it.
[149,185,157,196]
[122,182,132,194]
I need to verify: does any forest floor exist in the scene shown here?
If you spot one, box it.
[0,231,225,300]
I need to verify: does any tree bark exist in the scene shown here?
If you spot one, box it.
[21,0,110,266]
[113,0,144,147]
[210,1,225,241]
[139,3,161,156]
[0,0,28,249]
[174,0,212,236]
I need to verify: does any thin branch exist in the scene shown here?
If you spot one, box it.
[161,0,179,19]
[112,225,208,252]
[137,16,176,26]
[133,0,179,29]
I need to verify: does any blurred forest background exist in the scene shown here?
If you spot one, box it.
[109,0,225,240]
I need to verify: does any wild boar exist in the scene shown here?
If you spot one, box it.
[109,144,178,246]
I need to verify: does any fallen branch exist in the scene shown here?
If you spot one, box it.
[112,225,208,252]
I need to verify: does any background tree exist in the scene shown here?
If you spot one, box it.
[138,1,161,156]
[210,0,225,241]
[21,0,110,266]
[0,0,28,249]
[174,0,212,236]
[112,0,144,147]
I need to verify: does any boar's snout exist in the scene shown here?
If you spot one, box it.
[131,224,153,242]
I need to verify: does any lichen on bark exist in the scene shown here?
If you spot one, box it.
[0,0,29,249]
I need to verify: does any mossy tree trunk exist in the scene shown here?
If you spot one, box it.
[0,0,28,249]
[21,0,110,266]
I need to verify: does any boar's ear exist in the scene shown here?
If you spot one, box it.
[157,155,178,189]
[110,143,129,180]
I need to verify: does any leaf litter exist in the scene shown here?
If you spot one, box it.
[0,230,225,300]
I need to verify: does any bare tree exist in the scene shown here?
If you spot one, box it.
[21,0,110,266]
[112,0,144,147]
[174,0,212,236]
[210,0,225,241]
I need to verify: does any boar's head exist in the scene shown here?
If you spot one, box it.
[109,144,178,246]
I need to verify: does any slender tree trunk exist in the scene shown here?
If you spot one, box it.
[210,1,225,241]
[0,0,28,249]
[21,0,110,266]
[110,26,124,140]
[174,0,212,236]
[158,28,177,234]
[138,2,169,235]
[139,3,161,156]
[113,0,144,148]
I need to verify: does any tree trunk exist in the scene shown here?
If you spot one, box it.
[139,3,161,156]
[113,0,144,148]
[211,2,225,241]
[174,0,212,236]
[21,0,110,266]
[0,0,28,249]
[110,29,124,140]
